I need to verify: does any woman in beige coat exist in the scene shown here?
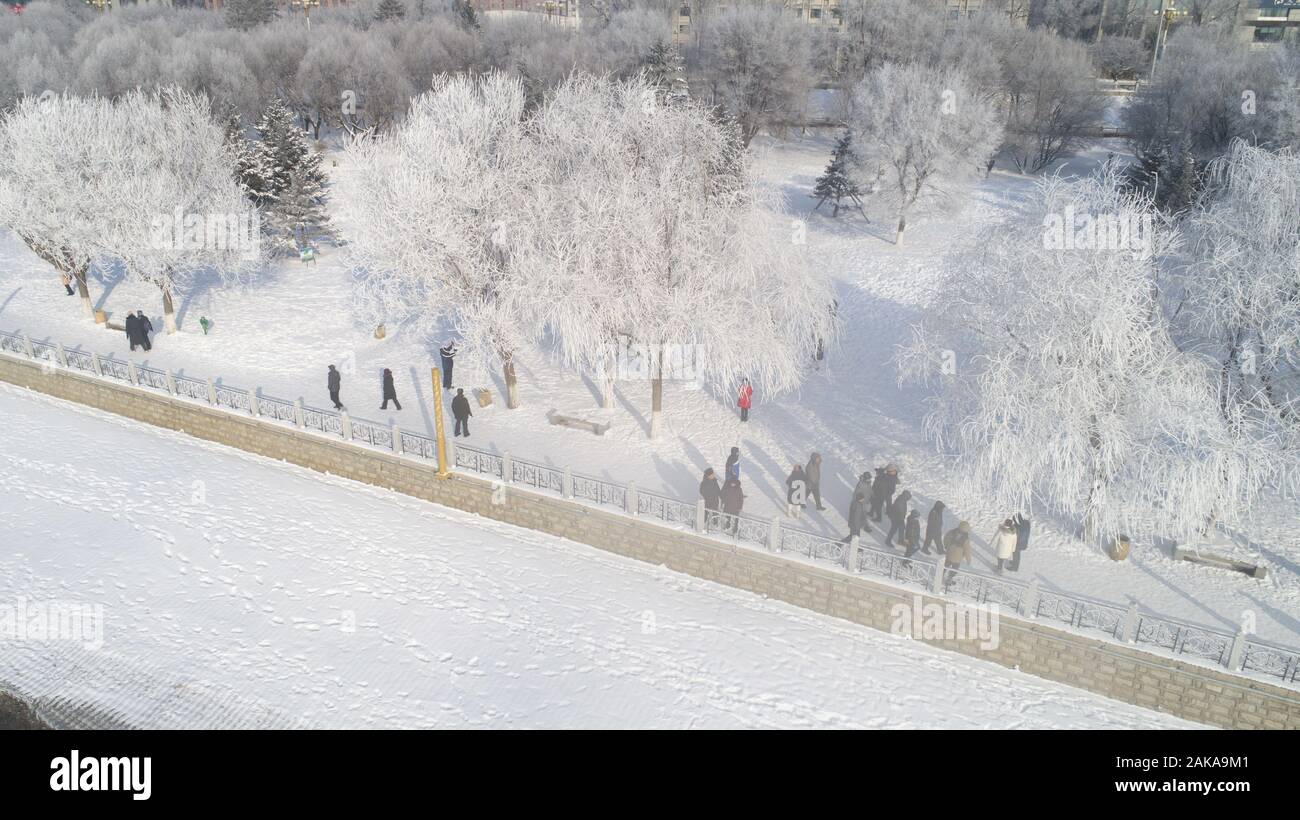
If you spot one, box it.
[992,519,1018,574]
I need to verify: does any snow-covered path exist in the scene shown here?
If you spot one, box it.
[0,133,1296,652]
[0,383,1197,728]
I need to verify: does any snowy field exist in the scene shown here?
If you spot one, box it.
[0,132,1297,654]
[0,383,1199,728]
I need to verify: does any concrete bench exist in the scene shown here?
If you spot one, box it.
[1173,542,1268,579]
[547,408,610,436]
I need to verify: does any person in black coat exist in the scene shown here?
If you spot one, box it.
[902,509,922,558]
[327,365,343,410]
[868,467,888,521]
[724,447,741,481]
[844,491,868,544]
[439,341,458,390]
[135,311,153,351]
[884,489,911,548]
[451,387,472,437]
[125,312,140,351]
[1011,512,1030,571]
[720,478,745,533]
[699,468,721,530]
[381,368,401,410]
[923,501,946,555]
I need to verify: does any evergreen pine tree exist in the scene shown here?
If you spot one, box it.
[224,0,277,31]
[812,131,865,218]
[252,98,331,253]
[269,156,334,252]
[451,0,478,30]
[222,111,273,205]
[641,41,688,105]
[375,0,407,21]
[1166,140,1199,213]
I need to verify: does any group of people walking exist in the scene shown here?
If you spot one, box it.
[123,310,154,352]
[700,450,1032,584]
[322,339,473,436]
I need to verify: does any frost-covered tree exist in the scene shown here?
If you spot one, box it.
[375,0,407,22]
[521,74,836,437]
[225,0,278,31]
[296,26,414,137]
[1090,35,1147,81]
[812,130,865,218]
[849,62,1002,245]
[1001,30,1108,172]
[688,5,814,146]
[1184,141,1300,423]
[897,171,1293,543]
[266,152,333,253]
[341,73,533,408]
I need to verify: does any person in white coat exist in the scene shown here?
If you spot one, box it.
[992,518,1018,574]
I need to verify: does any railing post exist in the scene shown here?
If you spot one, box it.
[205,379,217,405]
[1227,630,1247,672]
[127,360,139,386]
[563,467,573,499]
[502,452,513,484]
[293,399,304,428]
[22,334,33,358]
[1120,602,1140,644]
[391,424,401,454]
[445,436,455,469]
[1020,579,1040,619]
[165,370,177,395]
[932,559,947,595]
[340,411,352,440]
[249,391,260,417]
[846,535,859,571]
[695,499,705,531]
[90,352,103,377]
[768,516,781,551]
[626,481,637,515]
[55,343,67,368]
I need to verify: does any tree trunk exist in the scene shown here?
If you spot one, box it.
[73,261,93,320]
[161,279,177,334]
[503,355,520,409]
[895,209,907,247]
[600,346,616,409]
[649,345,663,440]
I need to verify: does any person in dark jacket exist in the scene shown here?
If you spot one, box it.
[902,509,922,558]
[884,489,911,548]
[381,368,401,410]
[439,341,458,389]
[853,471,873,503]
[125,312,140,351]
[720,478,745,534]
[868,467,888,521]
[804,452,825,511]
[135,310,153,351]
[785,464,806,518]
[699,468,721,530]
[327,365,344,410]
[844,491,868,543]
[923,501,946,555]
[1010,512,1031,571]
[878,464,900,507]
[724,447,741,481]
[451,387,472,437]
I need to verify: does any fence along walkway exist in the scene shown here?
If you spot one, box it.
[2,328,1297,688]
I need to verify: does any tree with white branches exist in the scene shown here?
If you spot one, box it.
[849,62,1002,246]
[520,74,837,438]
[897,171,1295,544]
[341,73,534,409]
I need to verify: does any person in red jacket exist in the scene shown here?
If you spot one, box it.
[737,378,753,422]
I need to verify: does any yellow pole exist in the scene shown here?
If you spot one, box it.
[431,367,450,479]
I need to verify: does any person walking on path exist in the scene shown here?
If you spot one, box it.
[884,489,911,548]
[125,312,140,352]
[804,452,825,511]
[737,378,753,422]
[439,341,458,390]
[868,467,888,521]
[844,491,869,544]
[785,464,807,518]
[699,468,721,530]
[327,365,344,410]
[381,368,402,411]
[451,387,472,437]
[720,477,745,534]
[1011,512,1030,571]
[725,447,741,481]
[942,521,973,589]
[923,501,946,555]
[879,464,900,508]
[135,311,153,351]
[992,518,1019,574]
[60,272,74,296]
[902,509,922,558]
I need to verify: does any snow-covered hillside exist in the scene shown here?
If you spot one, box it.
[0,383,1197,728]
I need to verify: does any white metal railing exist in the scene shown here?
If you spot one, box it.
[2,327,1297,688]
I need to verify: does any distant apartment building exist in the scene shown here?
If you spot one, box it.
[1237,0,1300,43]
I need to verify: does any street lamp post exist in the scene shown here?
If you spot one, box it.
[84,0,111,11]
[1149,0,1188,80]
[292,0,321,30]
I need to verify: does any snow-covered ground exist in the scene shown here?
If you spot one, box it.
[0,383,1198,728]
[0,132,1296,653]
